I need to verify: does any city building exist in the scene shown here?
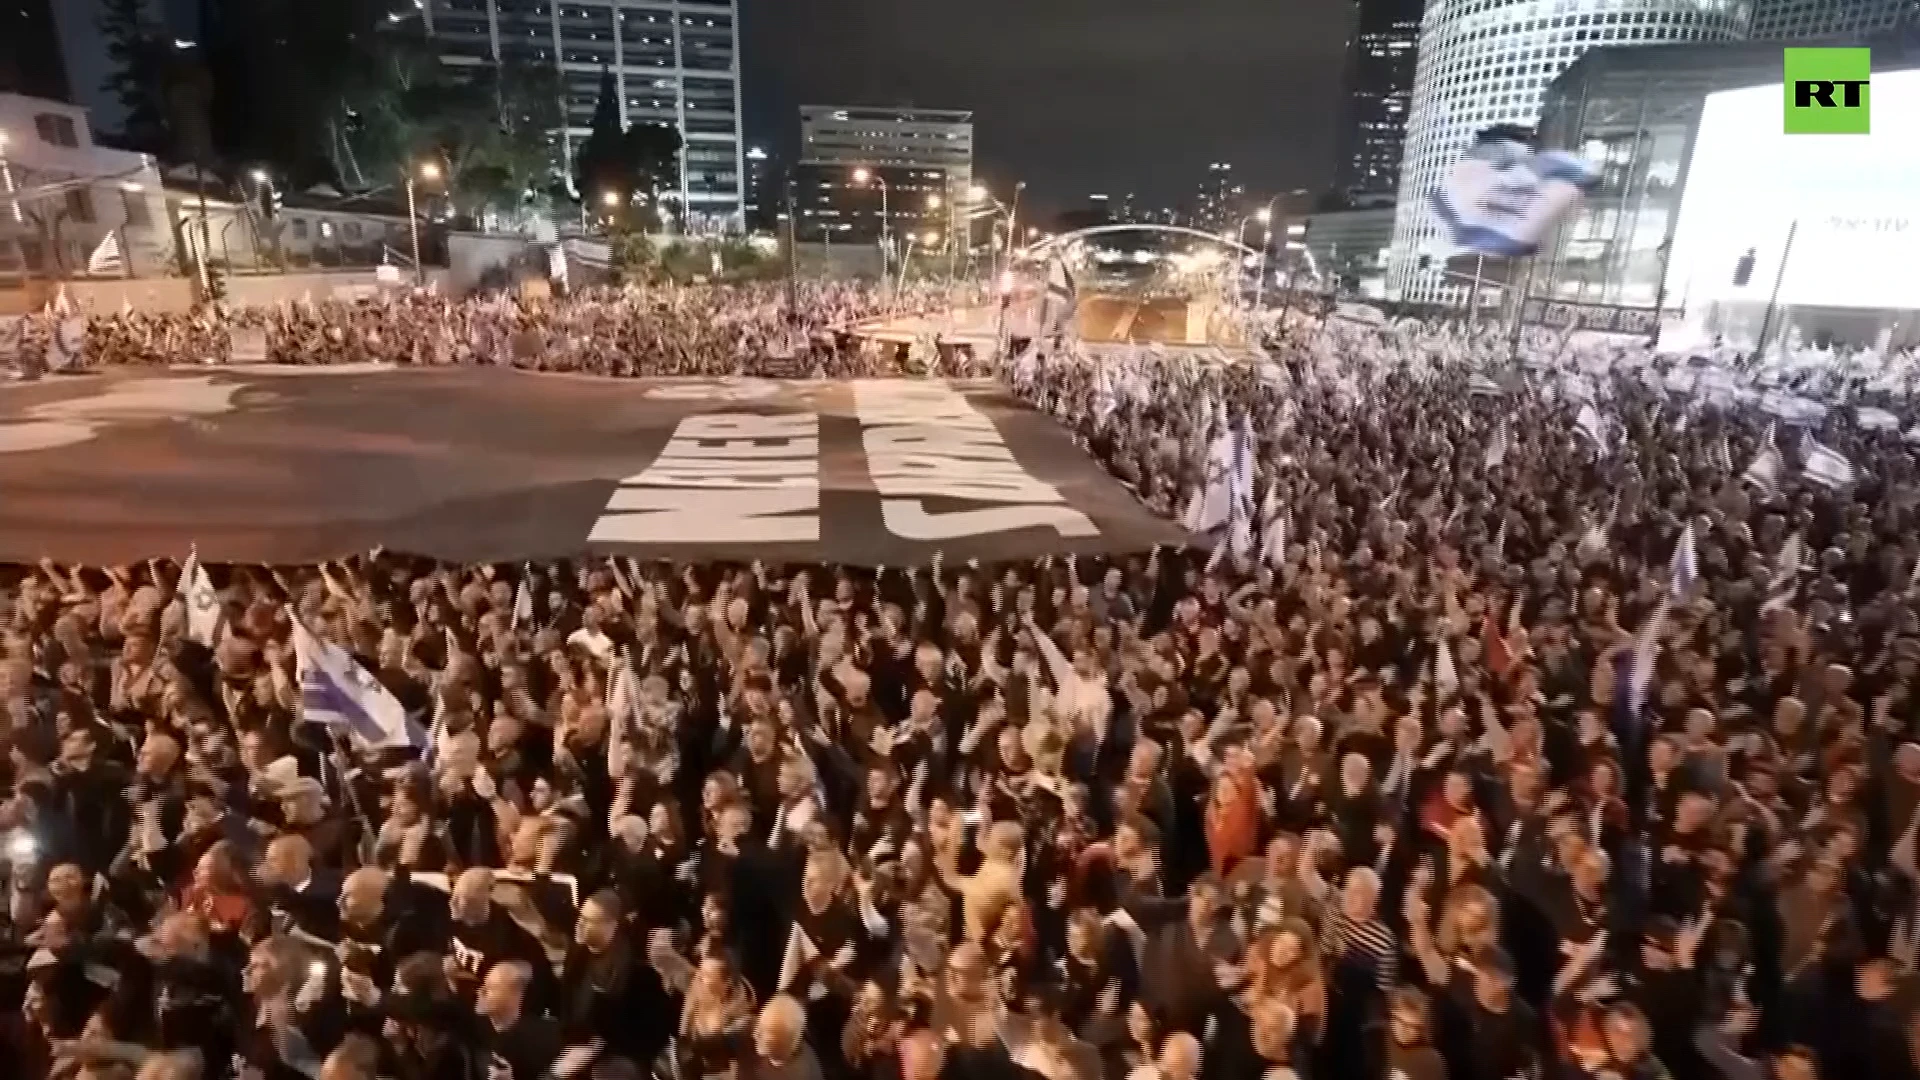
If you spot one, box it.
[1304,205,1397,297]
[1385,0,1747,304]
[794,105,973,251]
[1193,161,1240,232]
[1527,35,1920,347]
[0,93,168,280]
[0,0,69,103]
[744,145,772,232]
[1748,0,1908,37]
[419,0,744,231]
[797,105,972,184]
[1336,0,1424,205]
[792,162,948,248]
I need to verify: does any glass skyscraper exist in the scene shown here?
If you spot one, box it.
[1337,0,1426,205]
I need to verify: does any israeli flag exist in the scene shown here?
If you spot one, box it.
[181,548,222,648]
[1741,447,1782,500]
[1800,432,1856,490]
[1429,138,1599,257]
[1225,416,1256,559]
[1183,424,1238,536]
[293,620,423,752]
[1668,522,1699,597]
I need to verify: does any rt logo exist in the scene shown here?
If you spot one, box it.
[1785,47,1870,134]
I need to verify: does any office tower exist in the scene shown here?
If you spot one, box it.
[794,106,973,246]
[420,0,743,231]
[1336,0,1424,205]
[1386,0,1747,303]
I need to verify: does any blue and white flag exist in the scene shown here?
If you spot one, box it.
[1183,423,1238,536]
[1800,432,1856,490]
[294,620,423,752]
[1668,522,1699,597]
[1741,447,1782,499]
[1762,532,1806,614]
[181,548,222,648]
[1225,415,1256,560]
[1429,138,1599,257]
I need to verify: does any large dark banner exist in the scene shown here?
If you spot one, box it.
[0,368,1185,566]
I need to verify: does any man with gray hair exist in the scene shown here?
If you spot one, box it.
[745,993,824,1080]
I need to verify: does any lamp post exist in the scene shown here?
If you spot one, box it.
[406,160,440,287]
[852,167,889,291]
[1250,207,1275,314]
[1003,180,1025,279]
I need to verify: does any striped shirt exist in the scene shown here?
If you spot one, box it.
[1326,909,1399,991]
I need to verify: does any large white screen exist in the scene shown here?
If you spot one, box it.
[1665,69,1920,312]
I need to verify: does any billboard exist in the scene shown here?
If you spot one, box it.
[1665,68,1920,313]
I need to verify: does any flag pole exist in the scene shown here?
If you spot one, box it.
[1752,218,1798,362]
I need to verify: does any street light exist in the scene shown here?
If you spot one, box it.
[852,167,891,294]
[602,190,621,209]
[405,159,440,287]
[968,183,989,203]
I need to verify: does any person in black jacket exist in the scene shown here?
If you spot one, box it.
[559,890,672,1071]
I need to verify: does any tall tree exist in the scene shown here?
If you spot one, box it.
[573,69,681,224]
[97,0,170,151]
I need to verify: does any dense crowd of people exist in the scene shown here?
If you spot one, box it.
[5,285,1920,1080]
[3,282,998,379]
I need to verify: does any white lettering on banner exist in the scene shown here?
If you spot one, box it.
[589,412,820,544]
[853,382,1097,541]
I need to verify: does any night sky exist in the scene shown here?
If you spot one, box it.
[742,0,1356,219]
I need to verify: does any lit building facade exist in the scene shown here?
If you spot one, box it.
[1529,36,1919,337]
[1337,0,1425,205]
[1748,0,1907,37]
[1387,0,1748,303]
[420,0,744,231]
[795,106,972,250]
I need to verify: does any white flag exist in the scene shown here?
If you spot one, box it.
[1484,423,1508,469]
[1668,522,1699,596]
[1575,404,1609,452]
[1434,637,1458,700]
[181,548,222,647]
[776,924,821,993]
[86,232,125,277]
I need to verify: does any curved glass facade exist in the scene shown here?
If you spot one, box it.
[1387,0,1748,304]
